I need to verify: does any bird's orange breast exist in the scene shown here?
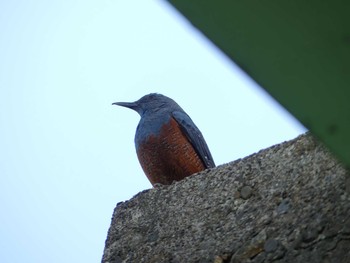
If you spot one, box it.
[136,117,206,185]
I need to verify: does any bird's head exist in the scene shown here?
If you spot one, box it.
[112,93,178,116]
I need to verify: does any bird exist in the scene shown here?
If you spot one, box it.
[112,93,215,186]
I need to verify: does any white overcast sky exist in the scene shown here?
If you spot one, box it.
[0,1,305,262]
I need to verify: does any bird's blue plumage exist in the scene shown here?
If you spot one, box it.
[113,93,215,185]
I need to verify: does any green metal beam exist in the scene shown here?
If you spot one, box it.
[168,0,350,167]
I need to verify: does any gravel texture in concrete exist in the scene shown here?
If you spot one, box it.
[102,133,350,263]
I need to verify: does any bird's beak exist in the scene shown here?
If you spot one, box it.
[112,101,139,111]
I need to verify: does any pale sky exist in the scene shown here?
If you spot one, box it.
[0,1,305,262]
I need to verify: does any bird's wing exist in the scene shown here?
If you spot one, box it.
[172,111,215,168]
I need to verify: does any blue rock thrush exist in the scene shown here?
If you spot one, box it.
[112,93,215,186]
